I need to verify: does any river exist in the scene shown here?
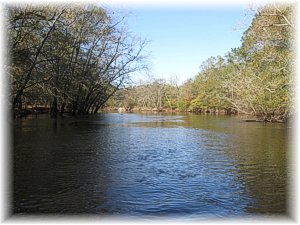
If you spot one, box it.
[13,113,289,218]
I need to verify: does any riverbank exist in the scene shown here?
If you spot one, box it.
[101,107,288,123]
[14,106,289,123]
[102,107,232,114]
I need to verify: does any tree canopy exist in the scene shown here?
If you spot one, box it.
[8,4,147,118]
[107,3,295,122]
[8,3,295,122]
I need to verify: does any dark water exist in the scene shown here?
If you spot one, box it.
[13,113,289,218]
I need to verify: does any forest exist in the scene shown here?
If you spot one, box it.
[8,3,295,122]
[106,4,295,122]
[8,4,147,118]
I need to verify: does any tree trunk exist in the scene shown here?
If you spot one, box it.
[71,101,78,116]
[13,94,23,118]
[77,104,84,115]
[93,103,101,114]
[50,96,58,118]
[60,102,66,117]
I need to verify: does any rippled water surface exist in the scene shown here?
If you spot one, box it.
[13,113,289,217]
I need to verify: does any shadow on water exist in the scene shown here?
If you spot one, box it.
[13,113,289,217]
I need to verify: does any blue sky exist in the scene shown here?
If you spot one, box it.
[124,6,254,84]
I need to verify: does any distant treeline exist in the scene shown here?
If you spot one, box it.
[8,4,147,118]
[106,4,295,122]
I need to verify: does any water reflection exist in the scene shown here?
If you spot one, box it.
[13,113,288,217]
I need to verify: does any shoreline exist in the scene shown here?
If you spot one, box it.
[14,107,288,123]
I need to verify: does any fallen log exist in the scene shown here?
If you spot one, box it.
[243,119,265,122]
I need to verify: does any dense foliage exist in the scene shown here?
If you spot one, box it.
[8,4,147,118]
[107,4,295,122]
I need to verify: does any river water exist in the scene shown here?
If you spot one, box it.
[13,113,289,218]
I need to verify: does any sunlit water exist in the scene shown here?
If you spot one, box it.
[13,113,289,218]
